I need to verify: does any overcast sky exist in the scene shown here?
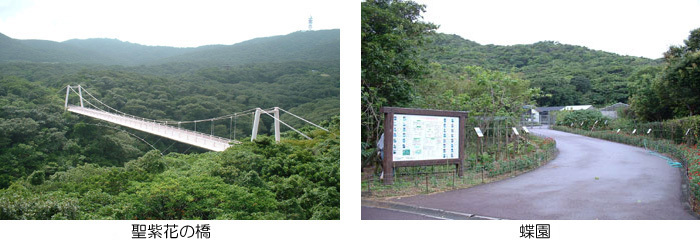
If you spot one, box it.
[414,0,700,59]
[0,0,343,47]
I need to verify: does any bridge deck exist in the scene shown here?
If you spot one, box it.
[67,105,234,152]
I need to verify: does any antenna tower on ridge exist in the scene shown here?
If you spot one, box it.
[308,16,313,31]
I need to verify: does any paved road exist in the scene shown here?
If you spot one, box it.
[365,127,697,220]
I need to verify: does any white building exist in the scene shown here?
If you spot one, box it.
[528,105,594,125]
[562,105,594,111]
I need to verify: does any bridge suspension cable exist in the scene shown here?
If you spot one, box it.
[259,108,311,140]
[79,85,259,125]
[80,122,161,153]
[278,107,329,132]
[66,85,257,126]
[63,85,329,149]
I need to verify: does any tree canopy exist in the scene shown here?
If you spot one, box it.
[361,0,437,167]
[421,33,661,107]
[628,28,700,120]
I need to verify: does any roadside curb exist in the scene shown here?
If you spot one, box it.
[361,199,503,220]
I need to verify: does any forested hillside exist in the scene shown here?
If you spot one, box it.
[159,30,340,66]
[421,33,661,106]
[0,33,113,64]
[0,30,339,219]
[62,38,194,65]
[0,29,339,66]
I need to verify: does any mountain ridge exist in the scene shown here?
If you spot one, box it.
[421,33,661,106]
[0,29,339,66]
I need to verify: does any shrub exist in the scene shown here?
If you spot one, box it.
[555,109,606,130]
[28,170,45,185]
[125,150,165,174]
[0,184,79,219]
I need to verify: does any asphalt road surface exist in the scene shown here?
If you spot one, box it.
[364,127,697,220]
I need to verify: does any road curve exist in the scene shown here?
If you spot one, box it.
[372,127,697,220]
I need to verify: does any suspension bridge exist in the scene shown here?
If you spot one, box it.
[63,85,327,152]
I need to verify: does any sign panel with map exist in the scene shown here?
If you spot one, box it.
[391,114,460,161]
[380,107,468,184]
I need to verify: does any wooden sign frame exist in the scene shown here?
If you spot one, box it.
[381,107,468,184]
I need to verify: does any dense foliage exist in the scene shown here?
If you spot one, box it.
[361,0,437,167]
[414,65,538,129]
[628,28,700,120]
[0,77,148,188]
[554,109,607,130]
[0,122,339,219]
[421,33,660,107]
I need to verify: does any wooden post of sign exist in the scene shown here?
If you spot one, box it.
[522,126,530,146]
[459,115,466,178]
[480,135,484,183]
[513,127,520,164]
[506,125,510,160]
[671,123,675,143]
[591,120,598,131]
[495,123,500,161]
[382,110,394,185]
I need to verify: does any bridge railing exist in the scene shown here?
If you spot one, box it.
[68,105,235,146]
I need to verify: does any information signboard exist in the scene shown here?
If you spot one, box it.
[521,126,530,134]
[474,127,484,137]
[381,107,468,184]
[391,114,460,161]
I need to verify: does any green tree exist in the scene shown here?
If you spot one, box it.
[659,28,700,116]
[571,75,591,94]
[555,109,606,130]
[361,0,437,168]
[627,66,672,121]
[415,65,538,130]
